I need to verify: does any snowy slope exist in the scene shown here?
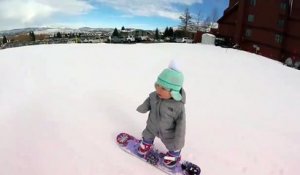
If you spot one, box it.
[0,43,299,175]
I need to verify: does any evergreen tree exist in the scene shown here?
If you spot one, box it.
[121,26,125,30]
[155,28,159,40]
[168,27,174,38]
[2,35,7,44]
[29,31,35,41]
[163,27,169,38]
[174,30,185,38]
[179,8,193,32]
[57,32,62,38]
[112,28,119,37]
[68,33,75,38]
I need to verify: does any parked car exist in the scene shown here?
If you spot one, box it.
[215,38,234,48]
[126,35,135,43]
[175,37,193,43]
[135,36,148,42]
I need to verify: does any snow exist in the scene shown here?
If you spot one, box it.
[0,43,299,175]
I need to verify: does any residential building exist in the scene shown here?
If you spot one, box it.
[217,0,300,63]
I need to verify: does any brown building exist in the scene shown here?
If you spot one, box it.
[217,0,300,63]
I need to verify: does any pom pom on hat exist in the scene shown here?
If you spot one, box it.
[168,59,182,72]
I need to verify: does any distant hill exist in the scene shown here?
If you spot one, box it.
[0,27,115,36]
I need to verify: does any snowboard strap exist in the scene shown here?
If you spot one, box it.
[164,156,176,161]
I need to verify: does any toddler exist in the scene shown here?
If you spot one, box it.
[136,61,186,168]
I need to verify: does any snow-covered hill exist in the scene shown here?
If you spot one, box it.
[0,43,299,175]
[0,27,114,35]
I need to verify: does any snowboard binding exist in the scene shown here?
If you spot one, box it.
[145,151,159,165]
[181,161,201,175]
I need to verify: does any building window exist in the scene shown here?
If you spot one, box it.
[275,34,283,44]
[280,2,287,10]
[249,0,256,6]
[248,14,255,22]
[245,29,252,37]
[277,19,285,28]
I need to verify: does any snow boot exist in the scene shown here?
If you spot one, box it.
[137,140,153,156]
[163,151,181,168]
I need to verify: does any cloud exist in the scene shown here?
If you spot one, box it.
[95,0,203,20]
[0,0,203,30]
[0,0,94,30]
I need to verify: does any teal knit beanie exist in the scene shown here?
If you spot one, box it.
[156,68,184,101]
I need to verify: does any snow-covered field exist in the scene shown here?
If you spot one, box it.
[0,43,299,175]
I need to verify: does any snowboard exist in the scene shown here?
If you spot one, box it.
[116,133,201,175]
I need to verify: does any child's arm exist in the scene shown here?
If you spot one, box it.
[136,97,150,113]
[174,107,186,150]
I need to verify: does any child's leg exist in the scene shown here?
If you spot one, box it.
[142,127,156,143]
[168,150,181,157]
[138,127,156,155]
[141,137,154,145]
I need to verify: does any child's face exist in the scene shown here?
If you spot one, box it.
[155,84,172,100]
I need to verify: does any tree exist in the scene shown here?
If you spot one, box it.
[203,16,212,28]
[195,10,203,31]
[29,31,35,41]
[179,8,193,32]
[112,28,119,37]
[168,27,174,38]
[174,30,185,38]
[163,27,169,38]
[121,26,125,30]
[203,8,219,28]
[57,32,62,38]
[69,33,75,38]
[163,27,174,38]
[2,35,7,44]
[211,7,219,23]
[155,28,159,40]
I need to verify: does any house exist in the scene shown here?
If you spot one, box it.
[134,29,154,42]
[108,29,135,43]
[109,29,155,43]
[217,0,300,63]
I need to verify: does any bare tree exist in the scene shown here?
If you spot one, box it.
[201,7,220,30]
[195,10,203,31]
[211,7,219,23]
[203,16,212,28]
[179,8,193,32]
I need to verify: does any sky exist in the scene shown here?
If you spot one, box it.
[0,43,299,175]
[0,0,229,31]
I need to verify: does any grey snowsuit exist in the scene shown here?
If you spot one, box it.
[137,89,186,151]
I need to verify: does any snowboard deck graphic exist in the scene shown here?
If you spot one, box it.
[116,133,201,175]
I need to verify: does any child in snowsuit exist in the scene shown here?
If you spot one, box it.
[136,61,186,168]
